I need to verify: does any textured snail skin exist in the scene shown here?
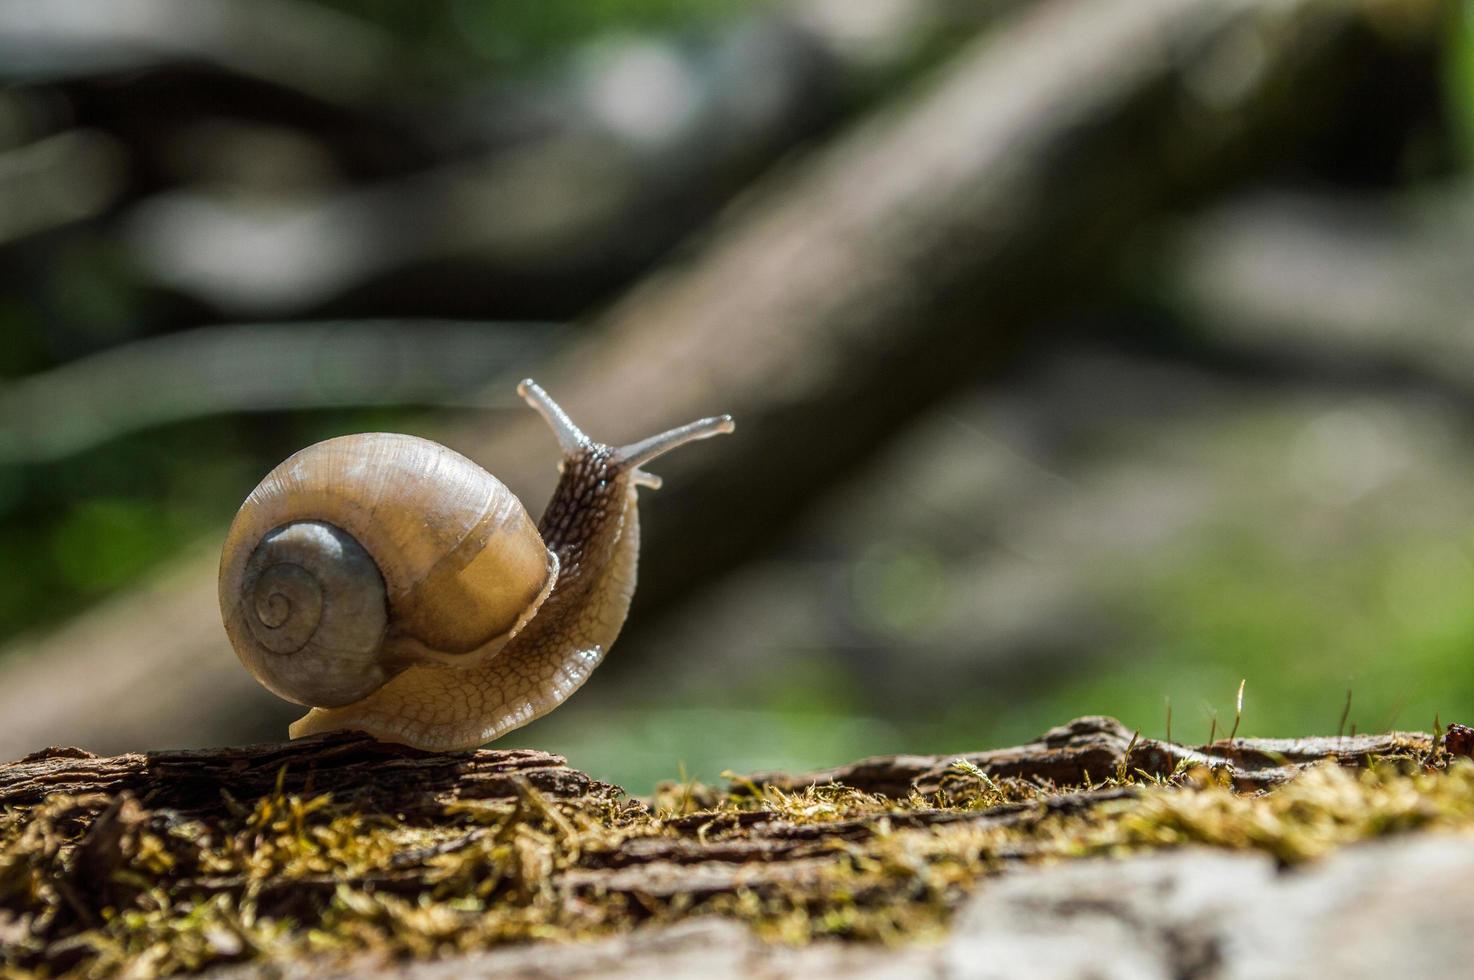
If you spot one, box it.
[290,447,641,750]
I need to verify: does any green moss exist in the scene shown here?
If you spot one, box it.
[4,753,1474,976]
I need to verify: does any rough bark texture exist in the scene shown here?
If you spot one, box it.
[5,715,1428,815]
[0,0,1443,759]
[0,733,615,815]
[2,715,1467,977]
[750,715,1436,795]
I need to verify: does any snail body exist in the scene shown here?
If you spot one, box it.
[218,380,733,751]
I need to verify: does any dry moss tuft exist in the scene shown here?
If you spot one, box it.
[3,749,1474,976]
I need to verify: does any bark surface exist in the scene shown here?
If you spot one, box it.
[0,715,1464,977]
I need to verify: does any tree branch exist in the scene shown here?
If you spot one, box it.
[746,715,1436,795]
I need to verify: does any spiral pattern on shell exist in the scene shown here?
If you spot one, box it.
[249,563,322,652]
[239,520,390,707]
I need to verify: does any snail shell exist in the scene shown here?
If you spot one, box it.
[218,380,733,751]
[219,433,556,708]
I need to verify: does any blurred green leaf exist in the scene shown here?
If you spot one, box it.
[1446,0,1474,164]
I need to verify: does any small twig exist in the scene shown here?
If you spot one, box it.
[1227,679,1246,743]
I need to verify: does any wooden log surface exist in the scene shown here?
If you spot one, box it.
[0,734,614,815]
[0,714,1460,977]
[751,715,1437,795]
[3,715,1435,813]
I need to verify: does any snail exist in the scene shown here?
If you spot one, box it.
[218,379,733,751]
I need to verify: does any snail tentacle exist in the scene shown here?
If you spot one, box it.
[517,378,589,455]
[610,414,735,476]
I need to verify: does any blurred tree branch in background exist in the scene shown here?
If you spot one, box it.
[0,0,395,101]
[0,0,1008,326]
[0,0,1443,759]
[0,320,557,462]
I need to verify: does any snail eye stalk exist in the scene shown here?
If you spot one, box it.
[610,415,736,486]
[518,378,590,455]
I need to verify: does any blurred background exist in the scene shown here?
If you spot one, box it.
[0,0,1467,792]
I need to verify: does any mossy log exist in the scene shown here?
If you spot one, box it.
[0,739,611,816]
[2,716,1466,976]
[752,715,1438,795]
[3,716,1432,814]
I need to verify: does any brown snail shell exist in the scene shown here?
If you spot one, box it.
[219,432,556,708]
